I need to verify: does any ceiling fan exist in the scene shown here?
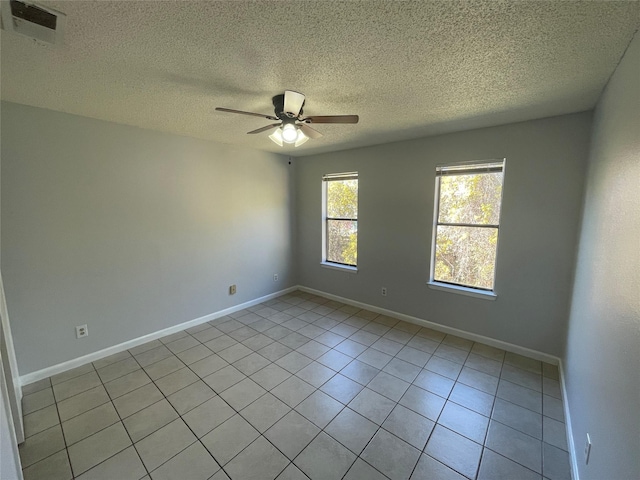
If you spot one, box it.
[215,90,359,147]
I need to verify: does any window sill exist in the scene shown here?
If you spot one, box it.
[427,281,497,300]
[320,262,358,274]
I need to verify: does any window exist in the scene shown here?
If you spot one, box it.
[430,160,505,293]
[322,172,358,268]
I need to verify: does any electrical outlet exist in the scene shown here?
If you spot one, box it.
[585,433,592,464]
[229,284,236,295]
[273,274,278,281]
[381,287,387,296]
[75,324,88,338]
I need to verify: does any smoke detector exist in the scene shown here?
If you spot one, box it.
[1,0,66,45]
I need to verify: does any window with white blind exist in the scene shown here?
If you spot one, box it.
[322,172,358,268]
[429,160,505,295]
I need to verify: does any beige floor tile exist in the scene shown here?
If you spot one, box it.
[149,442,219,480]
[22,388,55,415]
[134,345,173,367]
[22,449,72,480]
[144,355,186,381]
[201,414,259,466]
[123,399,179,442]
[104,369,152,399]
[182,396,235,438]
[57,385,111,422]
[62,402,120,445]
[53,372,102,402]
[96,357,140,383]
[24,404,60,438]
[92,350,133,370]
[113,383,164,418]
[51,364,96,385]
[361,428,420,480]
[154,367,199,396]
[225,436,289,480]
[135,418,197,472]
[167,381,216,415]
[75,446,146,480]
[21,378,52,396]
[19,424,66,468]
[67,422,132,476]
[294,432,356,480]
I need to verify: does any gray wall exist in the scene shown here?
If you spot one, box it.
[564,33,640,480]
[1,102,295,375]
[295,112,591,356]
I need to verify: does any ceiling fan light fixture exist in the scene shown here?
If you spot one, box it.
[281,123,298,143]
[269,125,308,147]
[269,127,283,146]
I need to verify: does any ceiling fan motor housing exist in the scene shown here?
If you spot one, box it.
[272,94,303,121]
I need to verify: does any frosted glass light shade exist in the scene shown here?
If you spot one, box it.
[269,127,283,146]
[295,131,309,146]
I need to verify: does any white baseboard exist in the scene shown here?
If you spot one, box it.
[299,285,560,365]
[20,286,298,386]
[21,284,561,386]
[20,283,577,479]
[559,359,579,480]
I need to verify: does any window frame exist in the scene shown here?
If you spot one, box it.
[321,172,358,271]
[428,159,505,299]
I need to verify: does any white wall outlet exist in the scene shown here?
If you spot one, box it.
[75,324,88,338]
[273,274,278,281]
[381,287,387,296]
[229,284,236,295]
[585,433,592,464]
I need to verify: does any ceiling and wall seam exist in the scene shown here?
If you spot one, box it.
[591,26,640,109]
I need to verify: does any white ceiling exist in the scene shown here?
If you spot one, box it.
[1,1,638,156]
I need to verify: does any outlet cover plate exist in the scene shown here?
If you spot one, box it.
[585,433,592,464]
[76,324,88,338]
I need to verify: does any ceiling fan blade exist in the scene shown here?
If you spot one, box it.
[283,90,305,117]
[247,123,281,134]
[216,107,278,121]
[303,115,359,124]
[299,124,323,139]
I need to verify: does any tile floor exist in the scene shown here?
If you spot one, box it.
[19,290,571,480]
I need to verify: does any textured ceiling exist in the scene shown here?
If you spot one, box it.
[1,1,639,156]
